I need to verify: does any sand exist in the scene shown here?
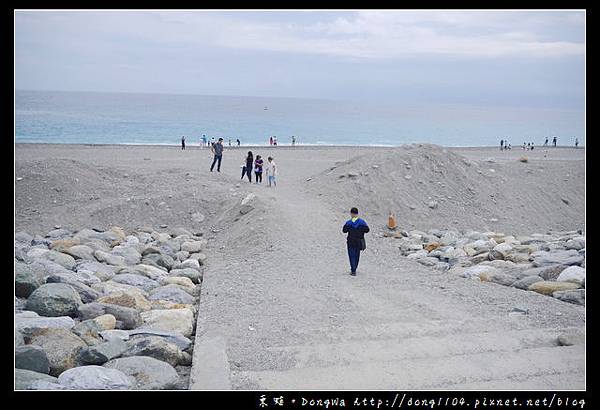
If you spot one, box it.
[14,143,586,389]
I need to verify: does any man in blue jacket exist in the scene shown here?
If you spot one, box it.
[342,207,370,276]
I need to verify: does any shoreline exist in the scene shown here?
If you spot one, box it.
[14,142,585,150]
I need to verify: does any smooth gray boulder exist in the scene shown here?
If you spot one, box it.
[168,267,203,284]
[76,338,128,365]
[41,250,77,270]
[25,283,82,317]
[111,273,160,292]
[103,356,180,390]
[531,250,584,267]
[45,276,101,303]
[78,302,142,330]
[553,289,585,306]
[15,262,46,298]
[148,285,196,305]
[62,244,96,261]
[15,345,50,374]
[512,275,544,290]
[128,329,191,350]
[57,365,133,390]
[15,369,58,390]
[100,329,130,342]
[76,260,116,281]
[72,319,104,346]
[121,336,184,367]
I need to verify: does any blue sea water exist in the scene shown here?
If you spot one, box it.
[15,90,584,147]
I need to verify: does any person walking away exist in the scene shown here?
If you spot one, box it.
[181,136,186,150]
[553,136,557,147]
[237,138,241,147]
[254,155,263,184]
[266,156,277,187]
[500,139,504,151]
[241,151,253,182]
[210,138,224,172]
[342,207,370,276]
[544,137,549,146]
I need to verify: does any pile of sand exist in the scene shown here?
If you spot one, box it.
[304,144,584,235]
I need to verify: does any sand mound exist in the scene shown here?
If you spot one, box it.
[304,144,584,235]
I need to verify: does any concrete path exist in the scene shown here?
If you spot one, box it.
[190,155,585,390]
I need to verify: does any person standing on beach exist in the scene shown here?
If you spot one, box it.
[210,138,224,172]
[500,139,504,151]
[181,136,186,150]
[265,156,277,187]
[342,207,370,276]
[544,137,549,146]
[273,136,278,146]
[254,155,263,183]
[553,136,557,147]
[575,138,579,148]
[269,136,273,146]
[237,138,241,147]
[241,151,253,182]
[292,136,296,146]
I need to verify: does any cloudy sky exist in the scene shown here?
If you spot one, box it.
[15,10,585,109]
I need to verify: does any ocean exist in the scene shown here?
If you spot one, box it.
[15,90,584,147]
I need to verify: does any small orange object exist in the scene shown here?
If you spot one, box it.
[387,212,397,230]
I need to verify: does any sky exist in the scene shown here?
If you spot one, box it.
[14,10,585,110]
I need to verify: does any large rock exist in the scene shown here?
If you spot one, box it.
[179,258,201,271]
[41,250,77,270]
[111,273,160,292]
[45,275,101,303]
[57,365,133,390]
[168,268,203,284]
[125,264,170,281]
[181,240,206,253]
[15,345,50,374]
[528,281,581,296]
[76,260,116,281]
[25,283,82,317]
[15,262,46,298]
[140,308,194,337]
[553,289,585,306]
[72,319,104,346]
[521,265,566,281]
[49,238,81,252]
[100,329,130,342]
[512,275,544,290]
[15,311,75,337]
[141,253,174,271]
[97,291,152,312]
[62,245,96,261]
[14,369,59,390]
[111,245,142,265]
[128,329,192,350]
[27,328,87,376]
[556,266,585,286]
[159,276,196,289]
[531,250,584,267]
[46,270,101,287]
[76,338,128,365]
[15,231,34,244]
[565,238,585,251]
[240,193,256,214]
[94,250,126,266]
[103,356,180,390]
[28,258,72,277]
[148,285,196,304]
[480,272,516,286]
[122,336,184,366]
[78,302,142,330]
[92,280,150,297]
[461,265,500,280]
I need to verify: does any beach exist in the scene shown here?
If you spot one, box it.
[14,143,586,389]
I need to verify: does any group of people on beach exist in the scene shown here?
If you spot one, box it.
[182,134,298,149]
[206,137,278,187]
[500,136,580,151]
[240,151,277,187]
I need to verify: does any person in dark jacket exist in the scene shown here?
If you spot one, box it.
[241,151,253,182]
[342,207,369,276]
